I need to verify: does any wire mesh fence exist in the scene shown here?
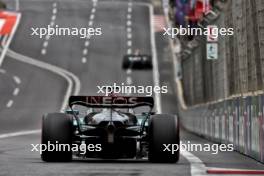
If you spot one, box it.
[180,0,264,106]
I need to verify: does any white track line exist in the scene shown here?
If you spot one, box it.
[0,130,41,139]
[181,150,206,176]
[89,20,93,26]
[127,48,132,54]
[52,8,57,14]
[81,2,98,63]
[41,4,58,55]
[51,15,56,21]
[0,1,79,139]
[85,41,90,47]
[43,41,48,48]
[13,88,20,96]
[50,21,55,27]
[41,49,46,55]
[127,40,132,47]
[126,76,132,85]
[45,35,51,40]
[127,27,132,33]
[13,75,21,84]
[149,5,161,113]
[82,57,87,63]
[0,68,6,74]
[83,48,88,55]
[127,33,132,39]
[7,49,81,107]
[53,2,57,8]
[90,14,95,20]
[6,100,13,108]
[128,7,132,13]
[127,20,132,26]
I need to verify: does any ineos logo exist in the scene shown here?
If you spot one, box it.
[86,96,138,104]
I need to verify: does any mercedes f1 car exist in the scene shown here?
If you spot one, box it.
[122,54,153,70]
[41,96,179,163]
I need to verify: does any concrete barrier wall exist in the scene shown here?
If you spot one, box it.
[180,94,264,162]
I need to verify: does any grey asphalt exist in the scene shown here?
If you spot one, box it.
[0,0,263,175]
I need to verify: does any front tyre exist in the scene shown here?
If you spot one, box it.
[41,113,73,162]
[148,114,180,163]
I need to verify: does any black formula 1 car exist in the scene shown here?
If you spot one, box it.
[41,96,179,163]
[122,54,153,70]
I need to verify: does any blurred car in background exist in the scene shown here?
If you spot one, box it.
[122,54,152,70]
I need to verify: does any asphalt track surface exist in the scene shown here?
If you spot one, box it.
[0,0,264,175]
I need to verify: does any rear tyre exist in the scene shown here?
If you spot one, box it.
[41,113,73,162]
[148,114,180,163]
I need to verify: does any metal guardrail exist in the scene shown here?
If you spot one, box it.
[180,93,264,163]
[173,0,264,163]
[180,0,264,106]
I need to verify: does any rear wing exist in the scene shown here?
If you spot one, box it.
[69,96,154,108]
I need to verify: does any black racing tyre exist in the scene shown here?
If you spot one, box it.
[122,58,130,69]
[146,58,153,69]
[41,113,73,162]
[148,114,180,163]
